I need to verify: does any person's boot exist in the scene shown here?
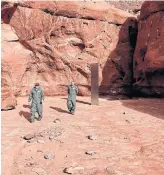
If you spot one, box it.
[30,119,34,123]
[38,116,42,121]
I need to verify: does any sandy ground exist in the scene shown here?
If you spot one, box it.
[2,96,164,175]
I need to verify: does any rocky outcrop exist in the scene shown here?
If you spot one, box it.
[139,1,164,20]
[133,1,164,97]
[100,17,138,97]
[2,23,33,94]
[1,0,164,108]
[1,1,136,97]
[1,61,17,110]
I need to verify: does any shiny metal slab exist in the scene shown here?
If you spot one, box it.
[91,63,99,105]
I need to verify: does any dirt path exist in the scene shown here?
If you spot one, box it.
[2,97,164,175]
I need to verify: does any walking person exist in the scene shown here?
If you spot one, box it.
[67,81,78,115]
[28,83,45,123]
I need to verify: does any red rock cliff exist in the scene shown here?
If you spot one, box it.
[133,1,164,97]
[1,1,137,100]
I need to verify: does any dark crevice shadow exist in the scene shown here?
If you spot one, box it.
[61,97,91,105]
[100,17,138,98]
[121,99,164,120]
[23,104,30,109]
[2,3,18,24]
[1,107,15,111]
[19,111,31,123]
[7,39,19,42]
[50,106,70,114]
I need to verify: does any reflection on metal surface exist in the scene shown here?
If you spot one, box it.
[91,63,99,105]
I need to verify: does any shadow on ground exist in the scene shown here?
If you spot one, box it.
[19,111,31,122]
[77,99,91,105]
[61,97,91,105]
[50,106,70,114]
[121,98,164,120]
[100,95,132,101]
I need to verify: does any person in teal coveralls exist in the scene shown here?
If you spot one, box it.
[67,81,78,115]
[28,83,45,123]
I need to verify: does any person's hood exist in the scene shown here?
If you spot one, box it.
[33,87,41,90]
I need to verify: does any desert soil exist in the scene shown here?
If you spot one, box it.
[2,96,164,175]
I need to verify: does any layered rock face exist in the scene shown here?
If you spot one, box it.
[2,0,163,105]
[1,1,137,99]
[1,21,33,110]
[133,1,164,97]
[1,78,17,110]
[100,17,138,96]
[2,61,17,110]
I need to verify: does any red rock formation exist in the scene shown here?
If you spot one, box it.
[1,1,136,97]
[133,1,164,97]
[1,22,32,110]
[100,17,138,97]
[2,23,33,95]
[1,61,17,110]
[1,1,164,107]
[139,1,164,20]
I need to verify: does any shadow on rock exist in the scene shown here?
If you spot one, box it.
[100,17,138,98]
[1,3,18,24]
[19,111,31,122]
[1,107,15,111]
[50,106,70,114]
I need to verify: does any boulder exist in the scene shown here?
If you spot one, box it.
[1,77,17,110]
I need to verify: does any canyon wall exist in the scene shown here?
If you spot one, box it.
[133,1,164,97]
[2,1,164,110]
[1,1,138,110]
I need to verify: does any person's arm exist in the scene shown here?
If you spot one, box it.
[76,86,78,95]
[41,89,45,101]
[28,89,33,102]
[68,86,70,93]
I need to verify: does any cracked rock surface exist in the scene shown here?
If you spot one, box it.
[133,1,164,97]
[1,1,137,99]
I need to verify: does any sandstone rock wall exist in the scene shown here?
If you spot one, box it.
[133,1,164,97]
[1,1,136,98]
[2,0,163,106]
[2,61,17,110]
[100,17,138,96]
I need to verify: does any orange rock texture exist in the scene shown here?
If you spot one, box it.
[1,1,137,99]
[133,1,164,96]
[2,1,164,109]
